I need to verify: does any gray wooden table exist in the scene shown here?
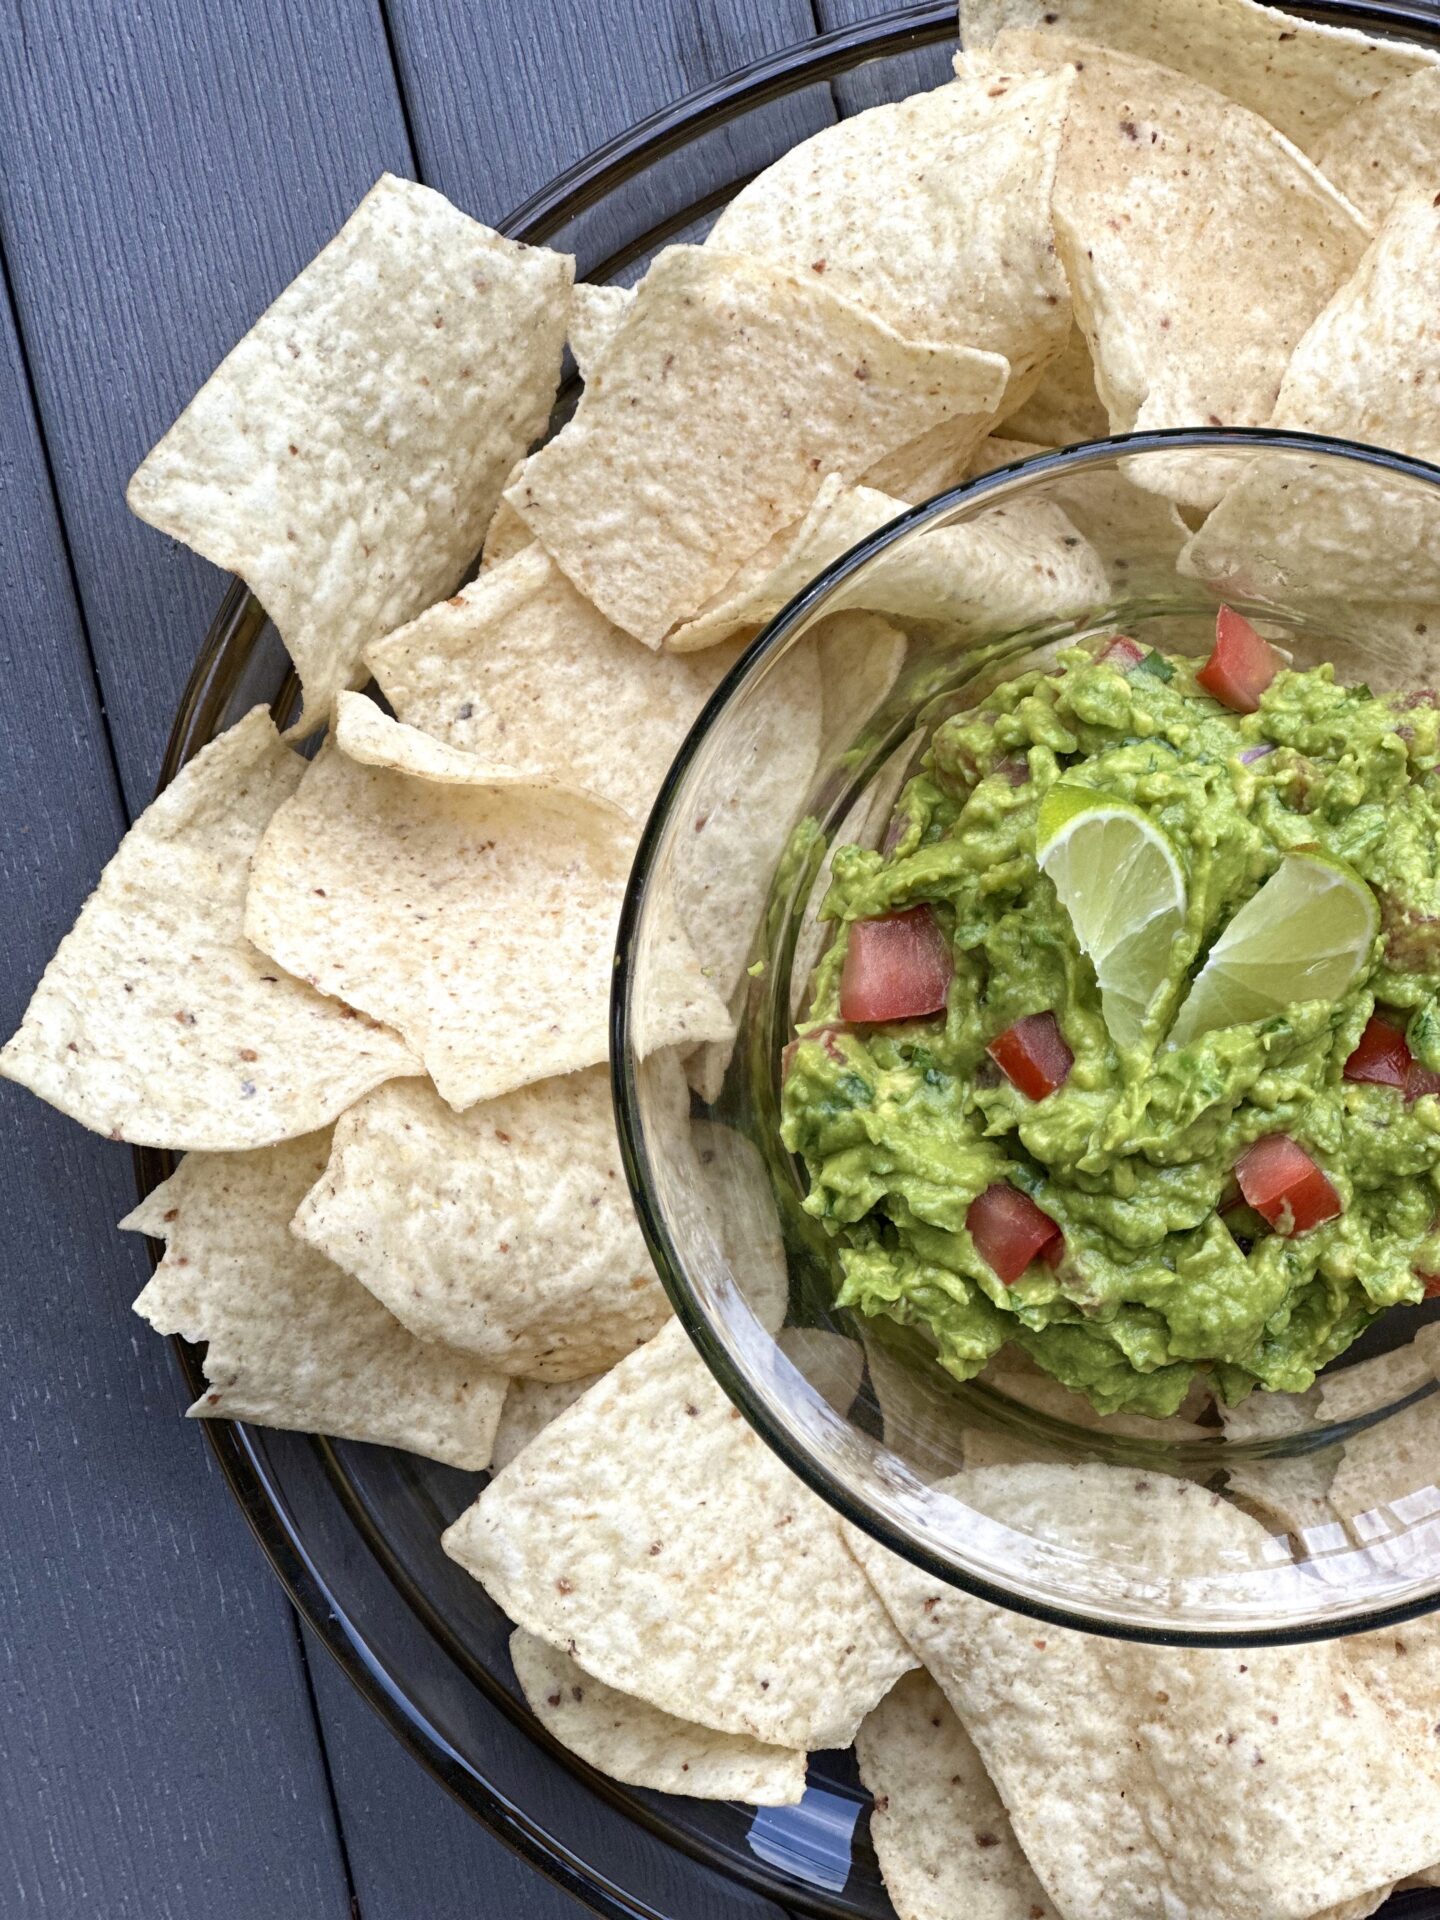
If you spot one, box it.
[0,4,941,1916]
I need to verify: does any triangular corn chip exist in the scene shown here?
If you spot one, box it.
[510,1629,807,1804]
[443,1319,915,1749]
[708,71,1074,411]
[244,702,730,1110]
[367,544,744,821]
[293,1066,672,1380]
[0,708,417,1149]
[125,1133,504,1466]
[128,175,572,731]
[504,245,1008,645]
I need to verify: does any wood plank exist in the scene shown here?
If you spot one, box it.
[813,0,959,113]
[383,0,836,251]
[307,1648,799,1920]
[0,274,354,1920]
[0,0,413,817]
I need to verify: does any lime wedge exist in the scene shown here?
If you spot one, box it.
[1168,851,1378,1049]
[1037,786,1187,1052]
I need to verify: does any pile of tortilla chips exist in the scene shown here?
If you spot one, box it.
[8,1,1440,1913]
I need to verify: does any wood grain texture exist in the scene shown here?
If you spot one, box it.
[0,0,413,817]
[308,1639,810,1920]
[813,0,957,112]
[383,0,836,243]
[0,272,354,1920]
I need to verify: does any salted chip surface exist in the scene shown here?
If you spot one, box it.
[127,175,572,731]
[1184,190,1440,607]
[670,639,823,1007]
[510,1630,807,1805]
[1314,69,1440,223]
[124,1133,504,1467]
[504,245,1008,645]
[996,320,1109,446]
[667,475,1104,656]
[855,1668,1058,1920]
[0,707,417,1150]
[959,0,1438,151]
[443,1318,915,1749]
[367,545,744,821]
[567,281,632,381]
[490,1374,601,1474]
[245,703,729,1110]
[849,1463,1440,1920]
[708,71,1073,410]
[293,1066,671,1381]
[980,35,1368,502]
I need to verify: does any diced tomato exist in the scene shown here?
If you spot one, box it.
[967,1182,1062,1284]
[1096,636,1146,671]
[1234,1135,1342,1236]
[1196,607,1282,714]
[986,1011,1074,1101]
[1343,1013,1412,1090]
[1041,1234,1065,1272]
[1418,1272,1440,1299]
[1408,1058,1440,1100]
[839,907,952,1025]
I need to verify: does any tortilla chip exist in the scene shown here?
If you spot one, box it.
[367,545,744,820]
[863,418,990,502]
[959,0,1439,152]
[510,1629,807,1804]
[503,245,1008,645]
[292,1066,671,1380]
[814,611,909,758]
[667,474,1104,656]
[849,1463,1440,1919]
[244,702,730,1110]
[664,474,898,654]
[480,458,536,571]
[966,436,1051,476]
[775,1325,866,1420]
[127,176,572,732]
[862,497,1107,632]
[670,638,823,1007]
[1218,1386,1338,1545]
[443,1318,915,1749]
[0,708,417,1150]
[864,1335,970,1484]
[707,71,1073,411]
[855,1668,1059,1920]
[1319,1346,1436,1425]
[996,321,1110,447]
[490,1374,601,1474]
[977,35,1369,506]
[1314,69,1440,224]
[1183,190,1440,607]
[567,281,633,381]
[683,1119,792,1337]
[969,436,1195,593]
[1326,1378,1440,1545]
[124,1133,504,1466]
[1349,1614,1440,1800]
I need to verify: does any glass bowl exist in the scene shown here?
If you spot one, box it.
[614,429,1440,1646]
[138,4,1440,1916]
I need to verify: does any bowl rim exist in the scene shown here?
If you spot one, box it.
[610,423,1440,1650]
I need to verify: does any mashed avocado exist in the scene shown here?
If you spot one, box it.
[781,642,1440,1415]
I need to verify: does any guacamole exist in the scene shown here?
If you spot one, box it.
[781,631,1440,1415]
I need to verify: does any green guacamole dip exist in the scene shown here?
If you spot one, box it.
[781,641,1440,1415]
